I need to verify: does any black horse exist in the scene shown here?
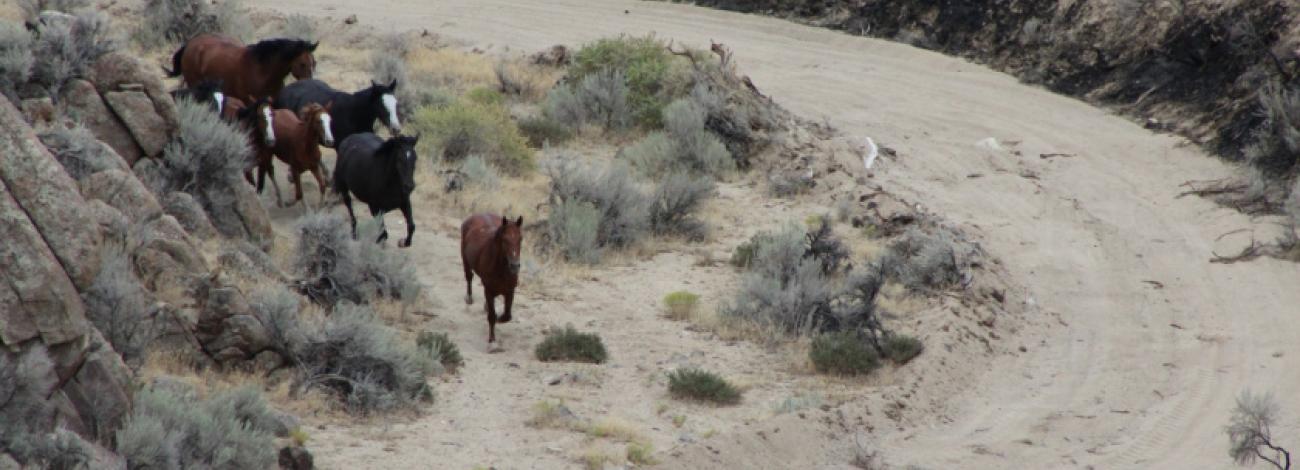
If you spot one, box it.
[334,132,420,248]
[171,79,225,115]
[275,79,401,147]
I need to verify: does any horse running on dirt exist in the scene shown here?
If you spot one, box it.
[171,78,225,115]
[258,103,334,208]
[275,79,401,147]
[333,132,420,247]
[221,96,278,189]
[167,34,317,103]
[461,214,523,349]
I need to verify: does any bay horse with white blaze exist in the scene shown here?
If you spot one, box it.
[167,34,317,102]
[333,132,420,247]
[275,79,402,146]
[461,214,523,349]
[258,103,334,208]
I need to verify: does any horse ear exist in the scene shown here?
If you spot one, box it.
[309,42,319,52]
[324,100,333,111]
[515,216,523,227]
[388,80,398,91]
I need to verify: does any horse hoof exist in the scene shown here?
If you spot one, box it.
[398,240,411,248]
[464,296,473,305]
[498,314,512,324]
[487,341,503,353]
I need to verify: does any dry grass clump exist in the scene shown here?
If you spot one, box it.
[667,368,741,405]
[662,291,700,320]
[535,325,608,364]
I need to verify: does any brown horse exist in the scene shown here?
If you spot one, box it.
[461,214,524,349]
[168,34,317,103]
[259,103,334,208]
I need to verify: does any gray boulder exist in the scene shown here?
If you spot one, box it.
[58,79,143,164]
[79,169,164,223]
[103,90,170,157]
[162,191,218,239]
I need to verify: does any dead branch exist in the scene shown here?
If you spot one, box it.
[1039,153,1075,160]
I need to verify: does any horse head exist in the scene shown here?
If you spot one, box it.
[236,97,275,147]
[370,80,401,134]
[381,133,420,195]
[497,216,524,275]
[301,102,335,148]
[291,41,319,80]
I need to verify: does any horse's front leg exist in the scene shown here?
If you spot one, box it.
[340,190,358,239]
[485,290,500,350]
[310,165,328,207]
[291,168,306,208]
[370,208,388,244]
[499,289,513,324]
[397,200,414,248]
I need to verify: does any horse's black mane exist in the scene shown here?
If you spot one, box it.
[248,38,315,64]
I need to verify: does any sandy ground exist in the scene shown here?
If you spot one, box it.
[238,1,1300,468]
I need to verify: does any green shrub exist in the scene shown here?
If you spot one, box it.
[569,35,689,127]
[662,291,699,320]
[810,331,880,376]
[881,334,924,364]
[116,386,279,469]
[465,86,504,106]
[535,325,608,363]
[135,0,247,48]
[517,115,573,147]
[409,99,534,175]
[0,21,33,102]
[667,368,740,405]
[417,331,464,373]
[626,442,656,466]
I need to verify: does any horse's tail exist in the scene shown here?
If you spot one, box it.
[164,44,186,78]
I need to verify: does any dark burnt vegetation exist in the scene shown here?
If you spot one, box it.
[726,217,979,373]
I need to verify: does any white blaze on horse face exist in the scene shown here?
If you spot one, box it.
[214,92,224,117]
[319,113,334,146]
[382,93,400,131]
[261,105,275,147]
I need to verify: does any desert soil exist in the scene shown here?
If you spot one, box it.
[244,1,1300,468]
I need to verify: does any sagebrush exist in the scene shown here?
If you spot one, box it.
[135,0,247,48]
[116,386,279,470]
[39,123,124,180]
[27,9,117,98]
[544,158,649,257]
[0,347,95,469]
[294,212,422,306]
[810,331,880,376]
[417,331,464,373]
[543,69,633,131]
[622,98,733,177]
[0,21,33,102]
[568,35,689,127]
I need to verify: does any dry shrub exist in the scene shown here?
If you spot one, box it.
[809,331,880,376]
[39,122,124,180]
[116,386,279,469]
[544,158,648,258]
[547,199,602,264]
[134,0,247,49]
[416,331,463,373]
[293,212,422,306]
[27,9,117,98]
[406,47,496,92]
[662,291,700,320]
[494,60,557,101]
[275,13,315,42]
[878,226,975,292]
[83,244,158,369]
[621,98,733,178]
[0,347,95,469]
[543,69,633,132]
[1227,390,1292,468]
[647,171,712,241]
[294,304,437,415]
[18,0,90,22]
[0,20,33,101]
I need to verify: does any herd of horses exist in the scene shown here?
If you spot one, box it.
[166,33,522,348]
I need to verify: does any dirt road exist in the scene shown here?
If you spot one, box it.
[253,1,1300,468]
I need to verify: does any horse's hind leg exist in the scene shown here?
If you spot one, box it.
[463,262,473,305]
[291,169,306,208]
